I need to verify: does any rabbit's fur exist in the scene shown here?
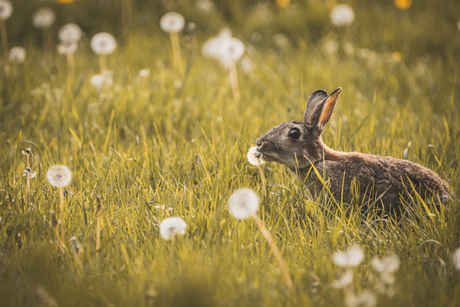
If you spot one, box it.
[255,88,451,211]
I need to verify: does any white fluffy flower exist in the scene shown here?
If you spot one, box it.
[247,146,265,166]
[345,290,376,307]
[57,42,78,55]
[160,12,185,33]
[159,217,187,240]
[9,46,26,63]
[91,32,117,55]
[90,70,113,91]
[333,245,364,267]
[58,23,82,44]
[333,269,353,288]
[228,188,259,220]
[201,28,232,60]
[32,7,55,29]
[196,0,214,14]
[0,0,12,20]
[139,69,151,77]
[453,247,460,270]
[330,4,355,27]
[371,255,400,273]
[219,37,245,66]
[46,165,72,188]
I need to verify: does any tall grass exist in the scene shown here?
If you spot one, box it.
[1,1,460,306]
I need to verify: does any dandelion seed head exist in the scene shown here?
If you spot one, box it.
[332,245,364,267]
[228,188,259,220]
[330,4,355,27]
[91,70,113,91]
[32,7,55,29]
[9,47,26,64]
[219,37,245,66]
[247,146,265,166]
[201,28,232,60]
[195,0,214,14]
[333,269,353,288]
[0,0,12,20]
[91,32,116,55]
[160,12,185,33]
[58,23,82,44]
[159,217,187,240]
[345,290,376,307]
[139,69,151,77]
[453,247,460,270]
[57,42,78,55]
[46,165,72,188]
[371,255,400,273]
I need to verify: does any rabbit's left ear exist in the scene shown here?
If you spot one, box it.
[306,87,342,134]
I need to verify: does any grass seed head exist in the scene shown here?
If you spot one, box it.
[228,188,259,220]
[91,32,116,55]
[32,7,55,29]
[46,165,72,188]
[159,217,187,240]
[160,12,185,33]
[0,0,12,20]
[333,245,364,267]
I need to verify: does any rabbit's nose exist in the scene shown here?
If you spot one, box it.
[256,137,263,147]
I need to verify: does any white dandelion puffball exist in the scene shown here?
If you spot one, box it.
[228,188,259,220]
[371,255,400,273]
[91,32,117,55]
[32,7,55,29]
[219,37,245,65]
[9,47,26,64]
[57,42,78,55]
[202,28,232,60]
[59,23,82,44]
[247,146,265,166]
[90,70,113,91]
[332,269,353,288]
[196,0,215,14]
[332,245,364,267]
[330,4,355,27]
[46,165,72,188]
[345,290,376,307]
[139,69,151,77]
[159,217,187,240]
[160,12,185,33]
[0,0,12,20]
[453,247,460,270]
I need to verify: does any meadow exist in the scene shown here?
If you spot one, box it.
[1,0,460,306]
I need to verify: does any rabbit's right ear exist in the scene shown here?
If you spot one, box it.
[303,88,342,135]
[303,89,328,124]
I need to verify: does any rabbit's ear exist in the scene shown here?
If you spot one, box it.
[303,89,328,124]
[305,87,342,133]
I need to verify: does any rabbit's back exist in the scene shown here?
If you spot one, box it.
[299,152,450,210]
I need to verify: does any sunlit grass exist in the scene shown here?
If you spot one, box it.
[1,2,460,306]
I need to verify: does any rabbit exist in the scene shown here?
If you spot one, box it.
[254,87,451,211]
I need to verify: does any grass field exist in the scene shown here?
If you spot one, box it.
[1,1,460,306]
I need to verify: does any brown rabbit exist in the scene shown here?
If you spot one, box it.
[254,88,451,211]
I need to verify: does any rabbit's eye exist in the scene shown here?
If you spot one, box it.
[288,128,301,139]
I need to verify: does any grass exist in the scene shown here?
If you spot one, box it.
[1,1,460,306]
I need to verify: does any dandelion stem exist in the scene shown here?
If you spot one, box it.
[0,20,8,60]
[170,32,182,72]
[229,61,240,102]
[257,164,267,197]
[252,213,293,292]
[59,186,66,247]
[96,214,101,251]
[99,55,107,72]
[26,154,30,203]
[67,51,75,89]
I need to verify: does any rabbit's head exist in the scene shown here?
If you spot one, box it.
[255,88,342,169]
